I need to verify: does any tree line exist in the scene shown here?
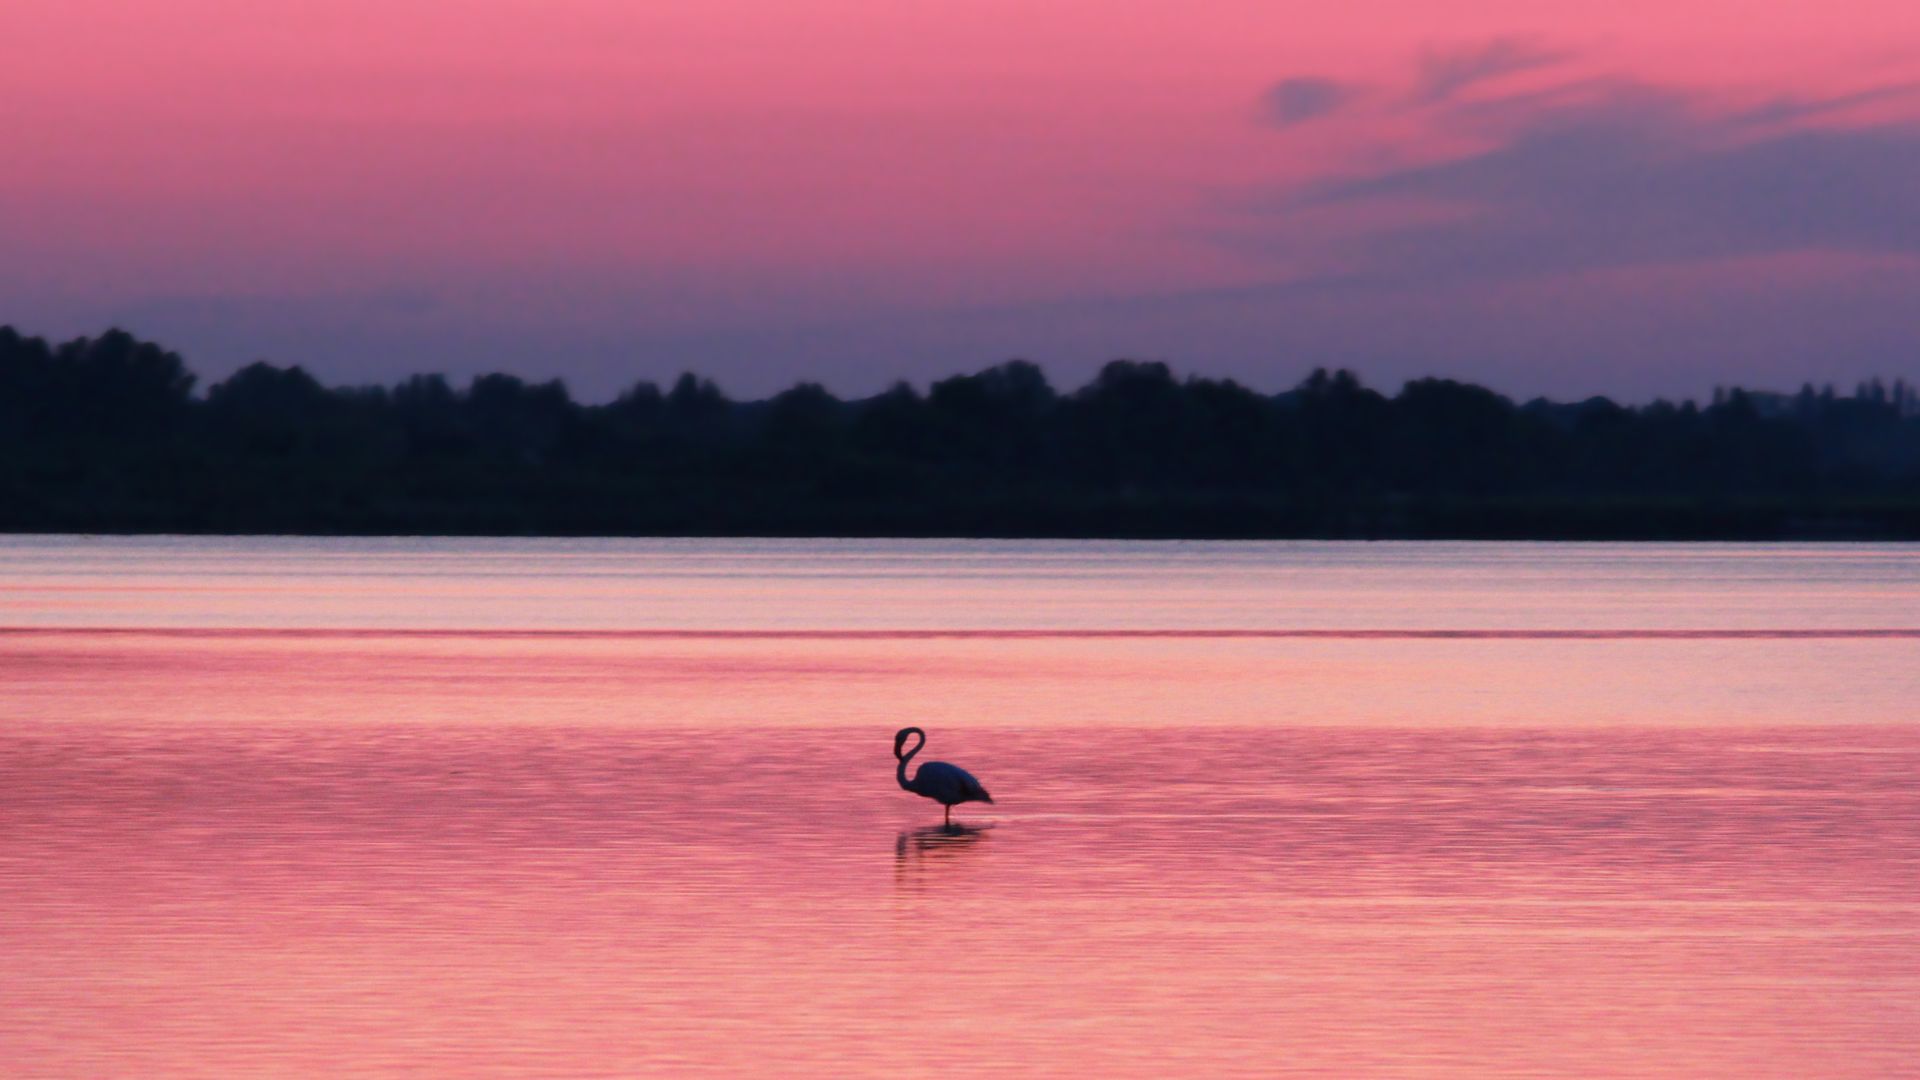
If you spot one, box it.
[3,326,1918,538]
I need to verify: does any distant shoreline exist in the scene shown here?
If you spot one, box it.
[5,326,1917,542]
[5,515,1920,541]
[7,496,1920,542]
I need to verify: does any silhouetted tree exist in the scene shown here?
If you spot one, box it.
[1,324,1916,538]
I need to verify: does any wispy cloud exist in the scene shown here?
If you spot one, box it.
[1734,81,1920,127]
[1413,37,1570,103]
[1262,77,1353,127]
[1296,81,1920,281]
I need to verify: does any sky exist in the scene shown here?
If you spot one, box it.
[4,0,1919,401]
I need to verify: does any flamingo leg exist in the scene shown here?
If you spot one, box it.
[944,804,951,825]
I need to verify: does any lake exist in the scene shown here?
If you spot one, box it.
[3,537,1918,1076]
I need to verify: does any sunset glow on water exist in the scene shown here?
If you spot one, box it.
[3,538,1918,1076]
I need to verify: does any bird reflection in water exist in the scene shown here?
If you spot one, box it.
[896,821,992,858]
[893,822,992,887]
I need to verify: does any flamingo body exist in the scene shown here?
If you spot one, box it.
[894,727,992,823]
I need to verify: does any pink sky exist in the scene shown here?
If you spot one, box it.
[3,1,1918,398]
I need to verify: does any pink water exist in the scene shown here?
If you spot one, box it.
[3,538,1918,1076]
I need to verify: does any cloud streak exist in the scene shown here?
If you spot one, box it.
[1262,77,1353,127]
[1413,37,1570,103]
[1279,78,1920,284]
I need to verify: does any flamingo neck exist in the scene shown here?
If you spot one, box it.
[896,733,923,791]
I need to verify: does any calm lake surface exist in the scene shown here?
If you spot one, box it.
[4,537,1918,1077]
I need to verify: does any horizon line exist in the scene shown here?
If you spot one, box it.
[8,325,1918,411]
[3,627,1917,641]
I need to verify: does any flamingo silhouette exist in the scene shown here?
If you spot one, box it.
[894,726,992,825]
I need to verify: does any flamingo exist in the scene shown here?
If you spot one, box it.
[894,726,992,825]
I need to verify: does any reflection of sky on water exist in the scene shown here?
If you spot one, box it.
[2,538,1917,1075]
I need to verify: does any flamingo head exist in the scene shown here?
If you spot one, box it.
[893,727,924,760]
